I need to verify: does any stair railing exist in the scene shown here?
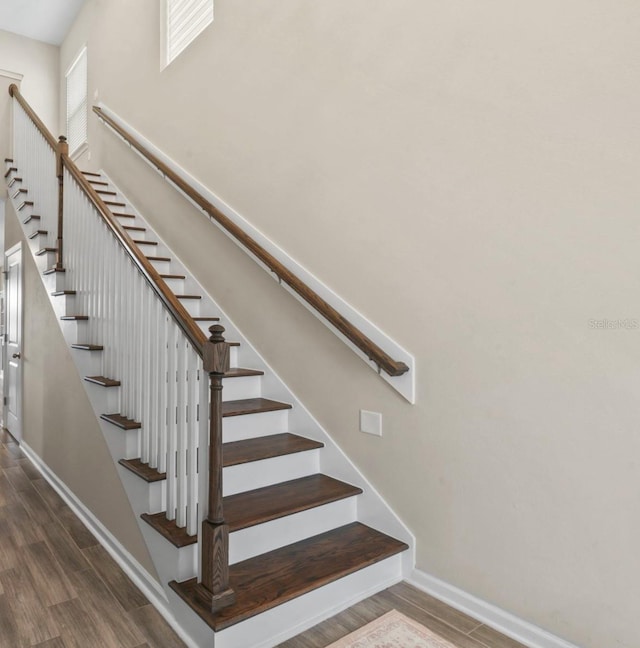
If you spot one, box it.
[92,105,409,379]
[8,84,235,611]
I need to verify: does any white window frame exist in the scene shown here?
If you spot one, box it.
[65,46,88,158]
[161,0,214,69]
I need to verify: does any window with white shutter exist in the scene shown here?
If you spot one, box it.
[164,0,213,67]
[65,47,88,156]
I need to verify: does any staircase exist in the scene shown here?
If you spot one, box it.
[6,87,412,648]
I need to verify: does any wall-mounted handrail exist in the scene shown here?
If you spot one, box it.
[92,105,409,378]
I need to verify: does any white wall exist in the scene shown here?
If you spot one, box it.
[58,2,640,647]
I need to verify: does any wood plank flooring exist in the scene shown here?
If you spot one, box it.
[0,428,185,648]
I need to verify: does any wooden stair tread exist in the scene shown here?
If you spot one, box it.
[82,171,102,177]
[18,200,34,210]
[225,474,362,532]
[175,294,201,300]
[28,230,48,239]
[119,458,166,482]
[133,240,157,245]
[23,214,41,223]
[193,317,220,322]
[222,398,291,418]
[170,522,408,631]
[123,225,145,232]
[100,413,141,430]
[87,179,108,186]
[223,433,323,467]
[141,474,362,546]
[146,255,171,262]
[104,201,126,207]
[223,367,263,378]
[85,376,121,387]
[112,212,135,219]
[60,315,88,321]
[71,344,103,351]
[35,247,57,256]
[95,189,116,195]
[51,290,76,296]
[4,167,17,178]
[160,274,186,280]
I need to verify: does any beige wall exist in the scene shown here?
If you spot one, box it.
[0,30,59,163]
[4,200,157,577]
[59,2,640,646]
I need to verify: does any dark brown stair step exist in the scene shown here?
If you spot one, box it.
[146,256,171,262]
[43,267,65,275]
[141,474,362,547]
[133,240,157,246]
[170,522,408,631]
[51,290,76,296]
[88,179,108,186]
[123,225,145,232]
[8,177,23,187]
[85,376,120,387]
[60,315,88,321]
[23,214,41,224]
[193,317,220,322]
[176,294,201,300]
[71,344,103,351]
[119,458,166,482]
[100,413,141,430]
[224,367,263,378]
[28,229,48,239]
[224,433,323,467]
[95,189,116,195]
[82,171,102,177]
[222,398,291,418]
[18,201,34,211]
[4,158,13,163]
[4,167,17,178]
[160,274,186,280]
[12,187,27,196]
[104,201,126,207]
[112,212,135,219]
[35,247,57,256]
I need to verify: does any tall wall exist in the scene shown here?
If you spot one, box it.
[59,2,640,647]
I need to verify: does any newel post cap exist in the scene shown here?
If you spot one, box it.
[203,325,230,375]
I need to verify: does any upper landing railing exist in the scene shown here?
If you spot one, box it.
[92,105,410,379]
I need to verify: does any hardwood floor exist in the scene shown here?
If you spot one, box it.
[0,428,185,648]
[1,426,525,648]
[278,581,527,648]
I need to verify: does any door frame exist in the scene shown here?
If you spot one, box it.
[4,241,23,441]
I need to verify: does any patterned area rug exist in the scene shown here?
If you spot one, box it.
[326,610,457,647]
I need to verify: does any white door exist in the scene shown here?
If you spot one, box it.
[4,243,22,441]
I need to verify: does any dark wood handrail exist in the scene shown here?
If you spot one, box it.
[8,84,206,356]
[93,106,409,377]
[9,84,57,150]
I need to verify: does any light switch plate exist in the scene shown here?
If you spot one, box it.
[360,410,382,437]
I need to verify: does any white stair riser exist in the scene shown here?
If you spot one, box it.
[140,523,198,584]
[215,554,403,648]
[223,409,288,442]
[221,375,261,402]
[223,449,320,497]
[229,497,357,565]
[99,420,139,462]
[83,381,120,415]
[118,468,166,515]
[148,258,172,272]
[69,349,104,380]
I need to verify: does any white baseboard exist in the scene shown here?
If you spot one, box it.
[408,569,582,648]
[19,441,200,648]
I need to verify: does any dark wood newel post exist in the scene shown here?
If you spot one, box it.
[201,325,235,611]
[55,135,68,270]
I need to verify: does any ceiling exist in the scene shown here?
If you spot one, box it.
[0,0,87,45]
